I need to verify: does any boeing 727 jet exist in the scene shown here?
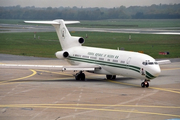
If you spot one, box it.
[1,19,170,87]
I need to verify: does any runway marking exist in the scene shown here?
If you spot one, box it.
[3,68,178,94]
[165,88,180,91]
[107,80,180,94]
[35,69,72,76]
[35,69,103,78]
[26,90,161,119]
[2,77,75,85]
[67,93,72,96]
[106,80,139,87]
[75,88,83,112]
[149,87,180,94]
[1,104,180,108]
[0,104,180,117]
[0,69,37,85]
[126,91,142,118]
[1,76,74,85]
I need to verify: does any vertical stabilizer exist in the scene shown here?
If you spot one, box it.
[25,19,81,50]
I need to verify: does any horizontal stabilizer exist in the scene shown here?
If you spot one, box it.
[24,20,80,25]
[24,21,59,24]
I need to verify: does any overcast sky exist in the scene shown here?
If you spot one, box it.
[0,0,180,8]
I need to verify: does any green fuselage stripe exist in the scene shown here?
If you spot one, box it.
[68,56,155,79]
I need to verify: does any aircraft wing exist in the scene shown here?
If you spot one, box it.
[156,60,171,65]
[0,64,100,71]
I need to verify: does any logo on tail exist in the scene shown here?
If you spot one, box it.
[61,27,66,39]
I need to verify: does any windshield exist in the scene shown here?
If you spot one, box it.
[142,61,158,65]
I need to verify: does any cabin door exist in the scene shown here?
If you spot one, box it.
[126,57,131,75]
[126,57,131,67]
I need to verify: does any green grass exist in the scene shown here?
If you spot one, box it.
[70,19,180,28]
[0,32,60,57]
[0,19,26,25]
[1,19,180,28]
[0,31,180,58]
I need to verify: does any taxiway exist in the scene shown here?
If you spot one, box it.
[0,54,180,120]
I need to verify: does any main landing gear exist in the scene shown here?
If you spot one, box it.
[106,75,116,80]
[141,79,149,88]
[75,71,85,81]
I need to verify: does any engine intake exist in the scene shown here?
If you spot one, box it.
[55,51,69,59]
[78,37,85,44]
[63,51,69,58]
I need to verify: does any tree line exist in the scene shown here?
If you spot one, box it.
[0,4,180,20]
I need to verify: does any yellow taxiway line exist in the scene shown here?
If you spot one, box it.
[107,80,180,94]
[1,68,180,95]
[35,69,73,76]
[0,69,37,85]
[1,103,179,109]
[0,104,180,117]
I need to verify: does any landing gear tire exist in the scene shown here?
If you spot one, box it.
[141,80,149,88]
[141,82,145,88]
[80,73,85,81]
[145,82,149,87]
[75,71,85,81]
[106,75,116,80]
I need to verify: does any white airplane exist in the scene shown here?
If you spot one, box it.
[1,19,171,87]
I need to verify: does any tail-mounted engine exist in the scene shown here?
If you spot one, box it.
[55,51,69,59]
[78,37,85,44]
[71,37,85,45]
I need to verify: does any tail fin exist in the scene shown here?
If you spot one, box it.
[25,19,82,50]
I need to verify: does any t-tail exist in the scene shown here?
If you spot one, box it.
[25,19,84,50]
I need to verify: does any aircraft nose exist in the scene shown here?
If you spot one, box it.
[153,66,161,77]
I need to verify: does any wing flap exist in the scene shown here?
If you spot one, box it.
[62,66,100,71]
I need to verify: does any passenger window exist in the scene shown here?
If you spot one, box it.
[113,60,118,63]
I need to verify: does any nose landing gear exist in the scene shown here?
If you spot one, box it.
[141,79,149,88]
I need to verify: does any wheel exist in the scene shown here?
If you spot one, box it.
[106,75,113,79]
[145,82,149,87]
[75,72,85,81]
[75,74,80,80]
[141,82,145,88]
[112,75,116,80]
[106,75,116,80]
[80,73,85,81]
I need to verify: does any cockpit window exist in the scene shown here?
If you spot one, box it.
[142,61,158,65]
[142,62,147,65]
[148,62,154,65]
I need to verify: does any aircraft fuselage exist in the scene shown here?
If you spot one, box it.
[58,46,161,80]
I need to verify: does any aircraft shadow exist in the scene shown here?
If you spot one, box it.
[11,78,106,83]
[9,76,135,83]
